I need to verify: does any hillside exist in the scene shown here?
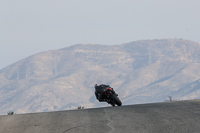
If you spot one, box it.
[0,39,200,114]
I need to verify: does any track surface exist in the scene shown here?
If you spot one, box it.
[1,100,200,133]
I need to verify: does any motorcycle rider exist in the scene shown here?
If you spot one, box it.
[94,84,118,103]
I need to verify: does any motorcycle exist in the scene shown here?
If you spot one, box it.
[104,87,122,107]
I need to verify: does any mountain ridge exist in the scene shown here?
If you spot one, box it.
[0,38,200,114]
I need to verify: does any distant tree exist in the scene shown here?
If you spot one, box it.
[77,106,84,109]
[164,96,176,102]
[168,96,172,102]
[7,111,14,115]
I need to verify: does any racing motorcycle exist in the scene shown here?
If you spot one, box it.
[104,87,122,107]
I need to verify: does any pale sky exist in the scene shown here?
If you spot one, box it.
[0,0,200,70]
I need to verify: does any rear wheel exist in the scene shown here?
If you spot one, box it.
[110,94,122,106]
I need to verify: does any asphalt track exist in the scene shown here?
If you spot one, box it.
[1,100,200,133]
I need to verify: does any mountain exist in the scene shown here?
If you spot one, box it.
[1,39,200,115]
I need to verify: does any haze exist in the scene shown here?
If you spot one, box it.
[0,0,200,69]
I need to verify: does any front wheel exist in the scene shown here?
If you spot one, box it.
[110,94,122,106]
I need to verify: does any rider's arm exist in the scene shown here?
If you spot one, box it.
[95,92,98,99]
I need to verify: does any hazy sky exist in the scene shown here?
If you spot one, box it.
[1,0,200,69]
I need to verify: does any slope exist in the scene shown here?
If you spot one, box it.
[0,99,200,133]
